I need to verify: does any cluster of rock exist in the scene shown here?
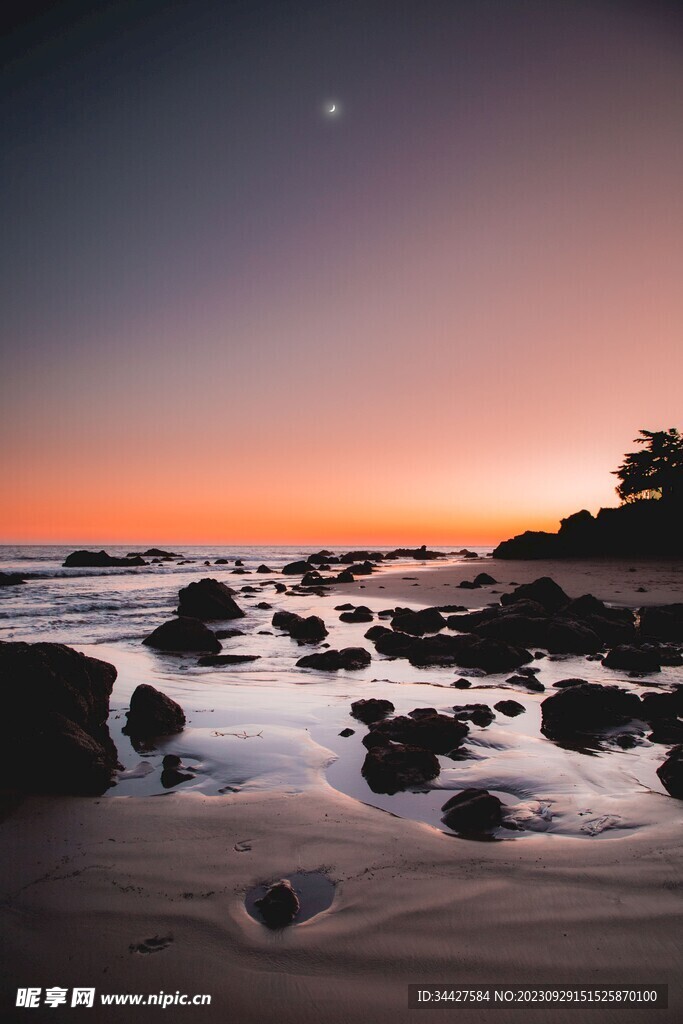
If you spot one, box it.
[141,580,250,655]
[272,610,328,643]
[539,679,683,794]
[414,577,683,669]
[348,698,507,831]
[297,648,371,671]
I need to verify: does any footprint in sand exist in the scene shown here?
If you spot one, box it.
[234,839,253,852]
[129,935,173,955]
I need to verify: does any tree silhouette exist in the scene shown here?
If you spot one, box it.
[613,428,683,504]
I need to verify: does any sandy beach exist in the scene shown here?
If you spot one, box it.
[1,553,682,1022]
[337,556,683,610]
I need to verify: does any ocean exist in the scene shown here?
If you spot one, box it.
[0,544,673,840]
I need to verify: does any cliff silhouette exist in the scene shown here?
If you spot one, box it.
[494,499,683,559]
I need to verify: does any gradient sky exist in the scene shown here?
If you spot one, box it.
[1,0,682,544]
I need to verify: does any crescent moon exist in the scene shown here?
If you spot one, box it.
[328,104,336,113]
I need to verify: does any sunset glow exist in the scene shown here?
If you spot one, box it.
[1,1,681,544]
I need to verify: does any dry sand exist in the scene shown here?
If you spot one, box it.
[1,557,682,1022]
[339,556,683,610]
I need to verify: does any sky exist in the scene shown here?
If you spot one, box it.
[1,0,681,545]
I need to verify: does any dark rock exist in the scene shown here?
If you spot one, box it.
[371,711,468,753]
[541,683,642,740]
[162,754,182,768]
[271,611,328,643]
[339,728,355,737]
[256,601,272,610]
[365,625,392,641]
[500,577,569,613]
[656,745,683,798]
[197,654,260,665]
[282,560,311,575]
[0,571,25,586]
[177,578,244,620]
[274,583,287,593]
[215,628,245,639]
[649,720,683,744]
[340,607,374,623]
[143,617,222,653]
[362,743,441,794]
[545,620,602,654]
[639,605,683,642]
[272,610,300,630]
[255,880,300,928]
[345,561,375,575]
[450,637,533,673]
[288,615,328,643]
[351,698,395,724]
[452,703,495,727]
[474,573,497,585]
[640,690,683,719]
[452,678,472,688]
[494,699,525,717]
[161,768,194,788]
[256,564,274,574]
[337,569,355,583]
[373,629,418,657]
[602,645,661,673]
[552,677,590,689]
[391,607,447,635]
[297,647,371,671]
[123,683,185,738]
[63,549,146,568]
[441,789,503,832]
[458,580,480,589]
[0,641,121,793]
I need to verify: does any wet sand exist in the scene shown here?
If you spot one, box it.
[1,786,680,1023]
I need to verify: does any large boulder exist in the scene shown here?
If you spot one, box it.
[361,743,440,794]
[656,745,683,799]
[602,645,661,673]
[177,578,244,620]
[123,683,185,738]
[288,615,328,643]
[370,711,468,753]
[449,637,533,673]
[500,577,569,613]
[541,683,642,740]
[639,605,683,642]
[545,619,602,655]
[351,698,395,724]
[282,560,311,575]
[441,789,503,832]
[391,608,447,636]
[0,641,119,794]
[63,549,146,568]
[143,617,222,653]
[296,648,371,671]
